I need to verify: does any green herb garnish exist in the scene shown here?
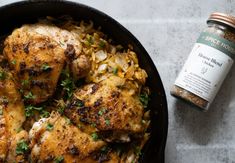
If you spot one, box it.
[91,123,97,128]
[40,110,50,118]
[24,92,36,100]
[85,34,94,46]
[134,146,142,156]
[16,139,29,155]
[0,71,6,80]
[139,93,149,108]
[54,156,64,163]
[105,119,110,126]
[91,132,99,141]
[16,127,23,133]
[100,146,109,154]
[25,105,43,117]
[77,124,83,129]
[98,108,106,116]
[58,106,65,115]
[76,100,84,107]
[19,89,24,94]
[61,69,70,78]
[0,106,3,115]
[98,40,106,48]
[41,63,51,71]
[46,123,54,131]
[11,59,16,65]
[98,110,103,116]
[21,79,29,86]
[112,67,118,75]
[61,78,75,99]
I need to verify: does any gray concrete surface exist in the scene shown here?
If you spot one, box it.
[1,0,235,162]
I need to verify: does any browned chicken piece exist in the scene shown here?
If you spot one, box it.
[65,75,146,142]
[0,68,29,162]
[7,130,29,163]
[24,23,91,79]
[29,112,119,163]
[3,23,90,104]
[0,107,7,161]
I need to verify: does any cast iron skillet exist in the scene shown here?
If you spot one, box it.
[0,1,168,162]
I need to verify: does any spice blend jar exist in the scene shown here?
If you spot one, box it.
[171,12,235,111]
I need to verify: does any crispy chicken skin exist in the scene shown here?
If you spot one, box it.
[22,23,91,79]
[0,19,149,162]
[4,26,66,104]
[65,75,145,142]
[3,23,90,104]
[29,112,120,163]
[0,68,28,162]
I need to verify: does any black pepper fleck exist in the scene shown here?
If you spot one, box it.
[23,42,30,54]
[64,44,76,60]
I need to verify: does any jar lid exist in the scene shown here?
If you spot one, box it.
[207,12,235,29]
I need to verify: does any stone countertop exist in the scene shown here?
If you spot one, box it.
[1,0,235,162]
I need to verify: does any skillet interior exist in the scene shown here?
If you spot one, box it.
[0,1,168,162]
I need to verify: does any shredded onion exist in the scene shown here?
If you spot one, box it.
[95,50,107,62]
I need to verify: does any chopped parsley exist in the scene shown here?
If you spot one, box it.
[112,67,118,75]
[21,79,29,86]
[98,110,103,116]
[40,110,50,118]
[25,105,49,118]
[58,106,65,115]
[25,105,42,117]
[46,123,54,131]
[98,40,106,48]
[98,108,106,116]
[61,78,75,99]
[16,139,29,155]
[105,119,110,126]
[76,100,84,107]
[19,88,24,94]
[24,92,36,100]
[0,106,3,115]
[139,93,149,108]
[54,156,64,163]
[61,69,70,78]
[77,124,83,129]
[11,59,16,65]
[16,127,23,133]
[91,132,99,141]
[57,99,66,115]
[85,34,94,46]
[41,63,51,71]
[0,71,6,80]
[90,123,97,128]
[100,146,110,154]
[134,146,142,156]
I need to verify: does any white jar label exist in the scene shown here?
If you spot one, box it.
[175,32,235,102]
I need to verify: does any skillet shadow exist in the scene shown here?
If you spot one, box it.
[173,67,234,145]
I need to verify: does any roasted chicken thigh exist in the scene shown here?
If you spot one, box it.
[0,68,28,163]
[65,75,147,142]
[3,23,90,104]
[29,112,121,163]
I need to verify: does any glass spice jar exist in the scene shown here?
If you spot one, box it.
[171,12,235,111]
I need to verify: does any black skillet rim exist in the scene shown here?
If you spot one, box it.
[0,1,168,162]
